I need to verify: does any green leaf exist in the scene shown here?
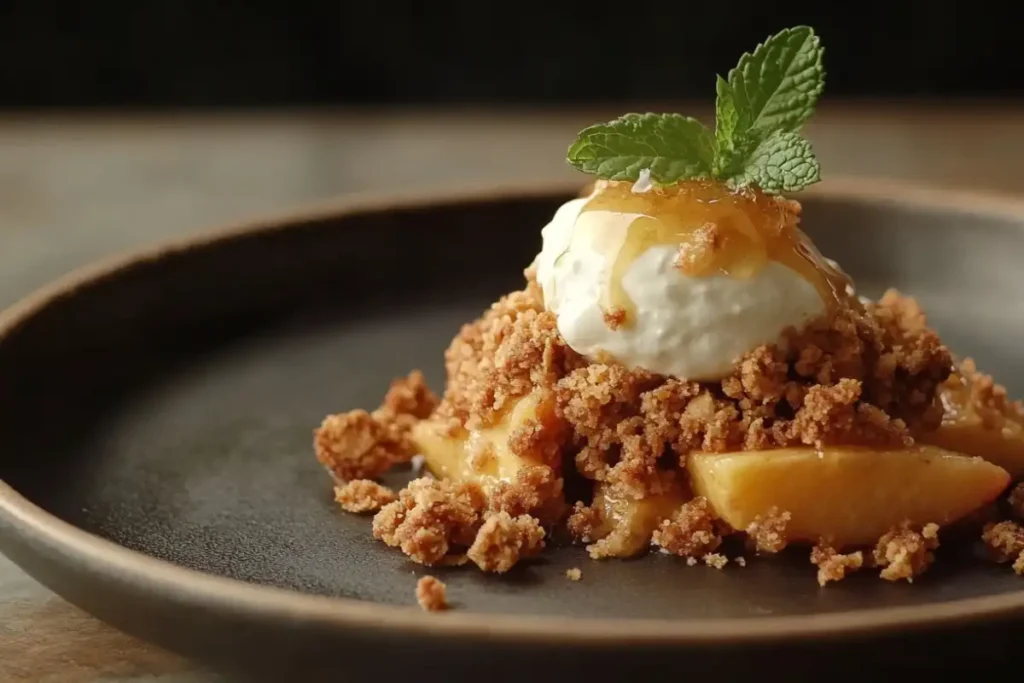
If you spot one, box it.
[728,26,824,142]
[567,113,715,183]
[713,75,739,175]
[728,131,821,194]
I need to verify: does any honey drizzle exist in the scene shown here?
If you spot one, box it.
[576,180,853,328]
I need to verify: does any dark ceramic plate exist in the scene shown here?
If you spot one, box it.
[2,180,1024,681]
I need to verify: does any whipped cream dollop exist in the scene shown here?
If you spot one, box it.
[533,196,832,381]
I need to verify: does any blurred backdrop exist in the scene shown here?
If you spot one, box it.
[0,0,1019,108]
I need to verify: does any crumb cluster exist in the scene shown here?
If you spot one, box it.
[368,467,555,572]
[873,522,940,582]
[315,371,438,482]
[650,497,722,559]
[982,520,1024,575]
[415,575,448,612]
[334,480,396,513]
[746,508,792,554]
[811,543,864,585]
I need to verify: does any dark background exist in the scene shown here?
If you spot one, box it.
[0,0,1019,108]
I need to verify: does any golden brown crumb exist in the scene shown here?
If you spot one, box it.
[735,556,747,567]
[811,542,864,585]
[981,520,1024,565]
[333,479,396,513]
[1008,483,1024,520]
[703,553,729,569]
[315,370,440,483]
[674,221,723,276]
[651,497,722,558]
[488,465,567,527]
[314,410,415,482]
[506,390,571,470]
[873,522,939,582]
[467,511,545,573]
[382,370,439,419]
[602,307,627,330]
[415,575,448,612]
[372,477,485,566]
[566,567,582,581]
[566,501,604,545]
[437,287,583,431]
[746,508,792,554]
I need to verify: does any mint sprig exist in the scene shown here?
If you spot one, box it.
[566,25,825,194]
[566,113,715,184]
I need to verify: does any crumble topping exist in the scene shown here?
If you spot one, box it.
[811,542,864,585]
[651,497,722,558]
[467,511,545,573]
[981,520,1024,574]
[334,480,396,513]
[506,405,569,472]
[873,522,939,582]
[314,262,1000,587]
[438,285,583,431]
[566,567,582,581]
[315,410,412,482]
[746,508,792,554]
[566,501,603,545]
[487,464,567,527]
[703,553,729,569]
[315,371,438,482]
[415,576,448,612]
[372,478,485,566]
[383,370,439,419]
[433,277,950,487]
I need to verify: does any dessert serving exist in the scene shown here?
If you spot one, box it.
[315,26,1024,594]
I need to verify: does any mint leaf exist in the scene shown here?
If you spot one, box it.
[728,26,824,143]
[567,113,715,183]
[713,76,738,176]
[728,131,820,193]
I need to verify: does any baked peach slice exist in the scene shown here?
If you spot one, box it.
[687,445,1009,548]
[918,361,1024,478]
[585,483,687,558]
[411,390,564,487]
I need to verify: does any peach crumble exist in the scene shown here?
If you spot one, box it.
[313,27,1024,596]
[314,216,1019,587]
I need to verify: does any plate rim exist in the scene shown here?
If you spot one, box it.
[3,175,1024,647]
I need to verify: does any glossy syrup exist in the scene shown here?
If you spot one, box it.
[576,180,853,328]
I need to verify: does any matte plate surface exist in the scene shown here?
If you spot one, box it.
[2,182,1024,680]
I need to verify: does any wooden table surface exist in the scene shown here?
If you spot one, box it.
[2,102,1024,682]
